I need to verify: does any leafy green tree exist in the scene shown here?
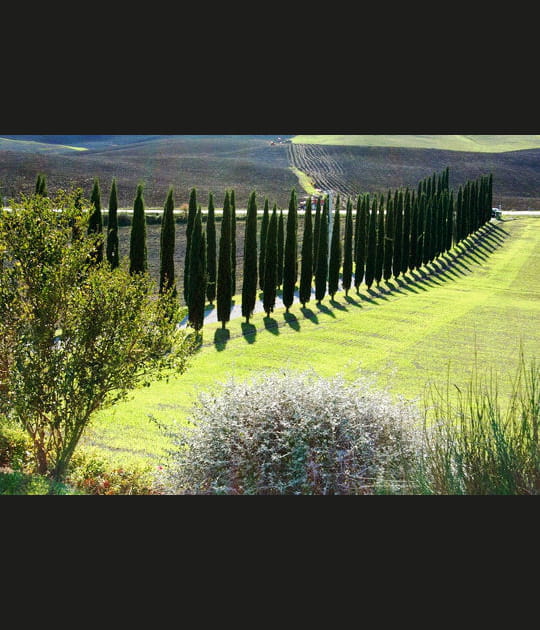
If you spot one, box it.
[241,191,258,323]
[184,188,198,304]
[263,205,278,317]
[277,209,284,289]
[129,183,147,275]
[106,178,119,269]
[0,190,193,481]
[299,197,313,307]
[328,195,342,300]
[217,191,232,329]
[342,198,353,296]
[315,196,329,302]
[188,209,207,332]
[88,178,103,264]
[159,187,176,295]
[206,193,217,305]
[282,189,298,312]
[259,198,270,291]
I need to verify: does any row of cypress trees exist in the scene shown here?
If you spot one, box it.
[35,169,494,331]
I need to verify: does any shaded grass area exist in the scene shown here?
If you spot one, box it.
[83,217,540,467]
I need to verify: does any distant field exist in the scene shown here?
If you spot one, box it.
[292,135,540,153]
[83,216,540,469]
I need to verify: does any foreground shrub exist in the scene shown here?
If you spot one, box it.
[0,470,78,495]
[414,353,540,495]
[67,450,164,495]
[161,371,423,495]
[0,419,33,470]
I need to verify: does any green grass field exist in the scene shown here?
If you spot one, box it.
[82,216,540,469]
[291,135,540,153]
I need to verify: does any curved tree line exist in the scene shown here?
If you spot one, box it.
[33,168,494,332]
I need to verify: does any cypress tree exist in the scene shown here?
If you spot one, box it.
[241,191,258,323]
[187,209,207,332]
[401,189,411,276]
[315,197,329,302]
[365,196,377,289]
[299,196,313,307]
[106,177,119,269]
[354,194,368,292]
[328,196,342,300]
[206,193,217,305]
[216,191,232,329]
[129,183,147,275]
[409,192,418,273]
[159,187,176,295]
[184,188,198,305]
[35,174,47,196]
[282,189,298,312]
[277,209,285,289]
[259,198,269,291]
[230,189,237,295]
[342,197,353,296]
[393,190,403,280]
[263,205,278,317]
[312,196,322,277]
[88,177,103,264]
[374,197,385,286]
[416,193,426,270]
[383,196,394,282]
[423,193,432,266]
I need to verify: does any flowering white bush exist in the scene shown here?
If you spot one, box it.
[161,371,423,495]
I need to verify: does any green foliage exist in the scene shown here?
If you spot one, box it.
[0,419,33,470]
[161,371,422,495]
[282,189,298,311]
[187,209,207,332]
[241,191,258,323]
[0,470,78,495]
[159,187,176,295]
[129,183,147,275]
[106,178,119,269]
[0,190,193,480]
[259,199,270,291]
[206,193,217,305]
[184,188,198,305]
[383,195,394,282]
[328,195,342,299]
[230,189,237,295]
[312,196,322,278]
[277,209,284,288]
[299,197,313,307]
[217,191,232,328]
[365,196,377,289]
[88,178,104,264]
[263,205,278,317]
[315,196,329,302]
[35,173,47,197]
[354,194,367,291]
[342,197,353,296]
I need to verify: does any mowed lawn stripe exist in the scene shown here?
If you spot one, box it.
[83,217,540,467]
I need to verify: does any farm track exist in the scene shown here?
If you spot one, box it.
[288,144,359,199]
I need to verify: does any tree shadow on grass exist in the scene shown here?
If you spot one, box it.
[241,322,257,344]
[264,316,280,335]
[329,298,347,311]
[214,327,230,352]
[316,302,336,318]
[301,307,319,324]
[344,295,363,308]
[283,312,300,331]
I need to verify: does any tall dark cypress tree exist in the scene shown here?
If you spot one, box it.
[206,193,217,305]
[184,188,198,305]
[416,193,426,270]
[159,187,176,295]
[401,189,412,276]
[342,197,353,296]
[88,178,103,264]
[217,191,232,329]
[277,209,285,289]
[230,189,237,296]
[423,193,433,266]
[328,196,342,300]
[393,190,403,280]
[106,177,119,269]
[263,205,278,317]
[259,198,270,291]
[312,196,322,277]
[374,197,385,286]
[354,194,368,292]
[383,196,394,282]
[241,191,258,323]
[315,197,329,302]
[365,196,377,289]
[35,174,47,196]
[299,197,313,308]
[187,209,207,332]
[282,189,298,312]
[409,192,418,273]
[129,183,147,275]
